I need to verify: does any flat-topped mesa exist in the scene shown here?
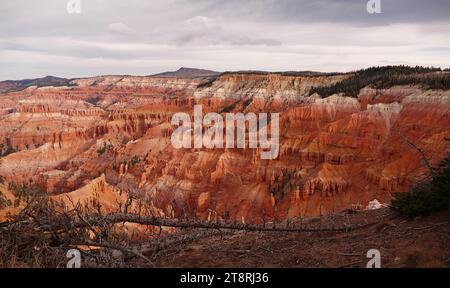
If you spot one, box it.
[151,67,220,78]
[71,75,202,91]
[194,72,350,101]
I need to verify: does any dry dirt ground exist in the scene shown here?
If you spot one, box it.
[136,208,450,268]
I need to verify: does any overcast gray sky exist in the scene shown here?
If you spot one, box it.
[1,0,449,80]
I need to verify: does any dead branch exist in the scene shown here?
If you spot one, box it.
[67,240,155,267]
[411,221,450,230]
[393,129,433,174]
[64,213,375,233]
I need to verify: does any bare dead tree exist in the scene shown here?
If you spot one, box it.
[0,182,386,268]
[393,128,433,175]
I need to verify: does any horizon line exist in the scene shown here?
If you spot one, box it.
[1,64,449,82]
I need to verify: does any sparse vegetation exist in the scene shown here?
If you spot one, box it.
[130,155,141,166]
[391,154,450,219]
[220,70,340,77]
[196,77,219,89]
[1,176,449,267]
[219,100,240,113]
[97,146,107,156]
[0,76,74,93]
[310,66,450,98]
[241,98,253,111]
[8,183,46,207]
[0,139,17,157]
[86,96,102,106]
[2,146,17,156]
[0,179,377,268]
[0,191,11,209]
[97,142,113,156]
[0,183,141,268]
[269,169,297,199]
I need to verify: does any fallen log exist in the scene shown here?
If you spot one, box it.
[66,213,374,233]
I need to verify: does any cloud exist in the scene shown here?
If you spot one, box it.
[199,0,450,25]
[108,22,135,36]
[174,16,281,46]
[230,36,281,47]
[0,0,449,80]
[185,15,216,27]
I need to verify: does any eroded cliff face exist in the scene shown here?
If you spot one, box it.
[0,73,449,222]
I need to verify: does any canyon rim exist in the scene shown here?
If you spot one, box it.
[1,0,450,271]
[1,67,449,222]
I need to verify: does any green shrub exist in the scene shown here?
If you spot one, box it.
[97,146,106,156]
[7,183,46,207]
[219,100,240,113]
[97,142,113,156]
[197,77,218,89]
[130,155,141,166]
[241,98,253,111]
[391,155,450,218]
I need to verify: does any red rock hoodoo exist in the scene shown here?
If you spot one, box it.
[0,72,449,223]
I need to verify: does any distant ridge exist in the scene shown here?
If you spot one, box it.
[151,67,221,78]
[0,76,72,93]
[220,70,342,77]
[2,66,448,93]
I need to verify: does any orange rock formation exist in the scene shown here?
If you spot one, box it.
[0,73,449,223]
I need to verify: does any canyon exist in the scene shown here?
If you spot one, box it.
[0,68,449,223]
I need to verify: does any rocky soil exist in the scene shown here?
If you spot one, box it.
[139,208,450,268]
